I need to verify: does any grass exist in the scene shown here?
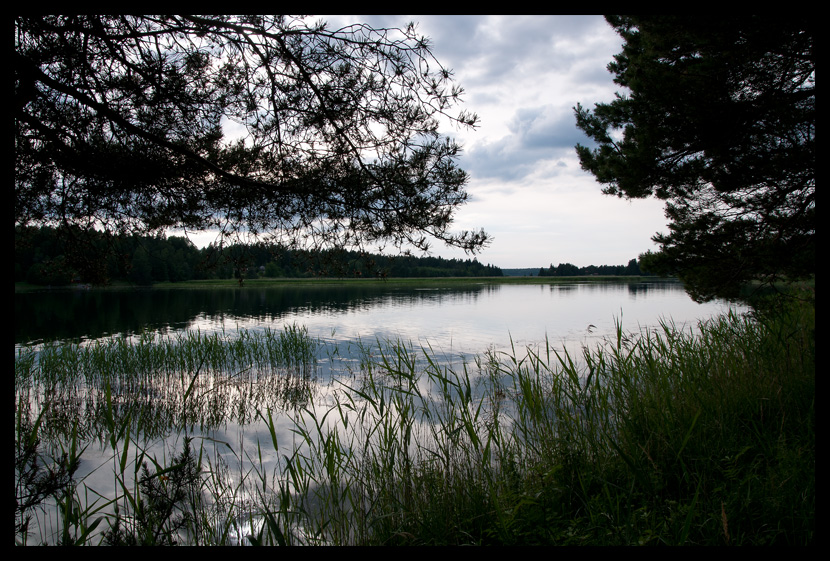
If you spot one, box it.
[14,293,814,545]
[15,325,318,443]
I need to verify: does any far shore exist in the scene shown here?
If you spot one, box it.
[14,275,676,293]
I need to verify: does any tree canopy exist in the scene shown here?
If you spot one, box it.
[14,225,501,285]
[15,15,488,274]
[574,16,814,302]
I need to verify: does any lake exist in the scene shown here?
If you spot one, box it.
[14,278,746,544]
[15,278,740,354]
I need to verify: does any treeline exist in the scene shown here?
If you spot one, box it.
[538,258,651,277]
[15,226,502,286]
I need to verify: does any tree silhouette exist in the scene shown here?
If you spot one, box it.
[15,15,488,277]
[575,16,814,301]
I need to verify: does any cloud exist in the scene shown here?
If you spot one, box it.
[259,16,668,268]
[509,105,590,151]
[459,104,596,183]
[405,15,623,184]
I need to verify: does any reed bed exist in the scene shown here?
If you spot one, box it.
[14,325,318,442]
[262,304,812,545]
[14,298,814,545]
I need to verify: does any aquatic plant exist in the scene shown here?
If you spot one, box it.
[15,325,319,441]
[14,300,814,545]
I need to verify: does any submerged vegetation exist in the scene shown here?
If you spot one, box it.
[14,294,814,545]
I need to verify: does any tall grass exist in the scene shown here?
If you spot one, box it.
[255,299,813,545]
[14,298,814,545]
[15,325,318,441]
[14,324,320,545]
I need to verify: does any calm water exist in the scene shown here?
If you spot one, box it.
[15,279,741,356]
[15,279,746,544]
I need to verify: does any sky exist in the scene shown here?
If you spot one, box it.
[184,15,670,270]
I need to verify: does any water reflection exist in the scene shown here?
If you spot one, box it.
[15,279,749,544]
[19,364,318,444]
[16,280,741,358]
[16,279,743,455]
[16,283,495,345]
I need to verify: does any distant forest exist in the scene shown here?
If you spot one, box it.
[538,259,650,277]
[15,226,503,286]
[15,226,655,287]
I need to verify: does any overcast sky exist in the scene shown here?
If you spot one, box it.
[330,15,669,269]
[183,15,670,269]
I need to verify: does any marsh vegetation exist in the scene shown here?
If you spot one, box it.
[14,289,814,545]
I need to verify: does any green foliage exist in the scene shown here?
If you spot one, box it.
[15,225,502,285]
[538,258,644,276]
[575,16,814,302]
[238,298,812,545]
[129,246,154,286]
[103,438,202,546]
[25,256,76,286]
[14,404,81,545]
[15,298,814,545]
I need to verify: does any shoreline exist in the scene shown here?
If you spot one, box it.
[15,275,676,292]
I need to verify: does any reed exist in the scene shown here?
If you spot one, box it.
[14,297,814,545]
[246,299,813,545]
[15,325,318,441]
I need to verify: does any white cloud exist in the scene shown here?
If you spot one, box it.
[192,15,669,269]
[396,15,667,268]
